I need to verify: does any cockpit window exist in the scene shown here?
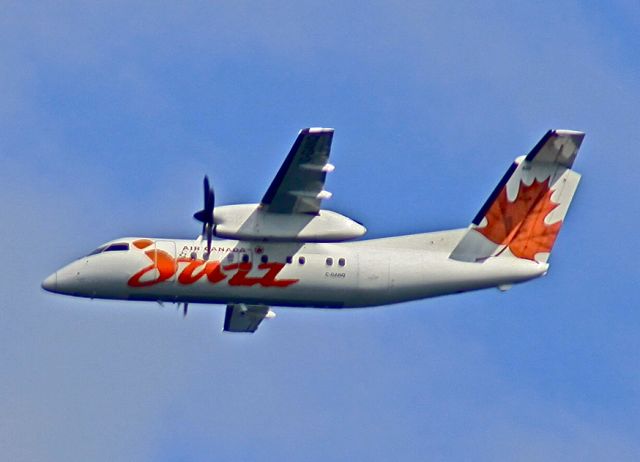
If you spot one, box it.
[87,243,129,256]
[88,245,107,256]
[104,243,129,252]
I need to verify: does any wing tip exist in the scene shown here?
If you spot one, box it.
[553,129,585,137]
[304,127,335,134]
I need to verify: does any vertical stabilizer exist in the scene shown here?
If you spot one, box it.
[449,130,584,263]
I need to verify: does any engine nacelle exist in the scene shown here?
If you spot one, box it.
[213,204,366,242]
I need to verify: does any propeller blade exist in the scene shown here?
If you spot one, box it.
[206,224,212,255]
[194,175,215,225]
[204,176,214,212]
[194,175,216,260]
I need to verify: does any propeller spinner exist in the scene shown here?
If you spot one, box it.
[193,175,215,259]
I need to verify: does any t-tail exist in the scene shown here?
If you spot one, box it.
[450,129,584,264]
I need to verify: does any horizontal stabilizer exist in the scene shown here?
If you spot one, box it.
[525,129,584,168]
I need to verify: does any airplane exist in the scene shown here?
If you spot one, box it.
[42,127,585,333]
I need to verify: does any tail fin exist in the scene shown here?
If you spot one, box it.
[450,130,584,263]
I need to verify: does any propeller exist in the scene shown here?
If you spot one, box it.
[175,302,189,317]
[193,175,215,259]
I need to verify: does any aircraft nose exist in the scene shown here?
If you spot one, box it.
[41,272,58,292]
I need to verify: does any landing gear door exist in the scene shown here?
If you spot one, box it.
[155,240,177,282]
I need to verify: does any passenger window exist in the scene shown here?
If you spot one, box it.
[326,257,333,266]
[338,258,346,267]
[286,256,293,264]
[242,254,250,263]
[298,256,306,265]
[261,255,269,263]
[226,254,234,263]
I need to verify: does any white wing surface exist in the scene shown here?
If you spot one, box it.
[261,128,334,215]
[223,303,273,333]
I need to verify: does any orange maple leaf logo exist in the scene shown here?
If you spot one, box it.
[477,178,562,260]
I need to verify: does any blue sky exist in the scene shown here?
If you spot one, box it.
[1,1,639,461]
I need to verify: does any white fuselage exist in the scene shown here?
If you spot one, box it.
[44,229,548,308]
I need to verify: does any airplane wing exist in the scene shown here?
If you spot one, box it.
[260,128,335,215]
[223,303,273,333]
